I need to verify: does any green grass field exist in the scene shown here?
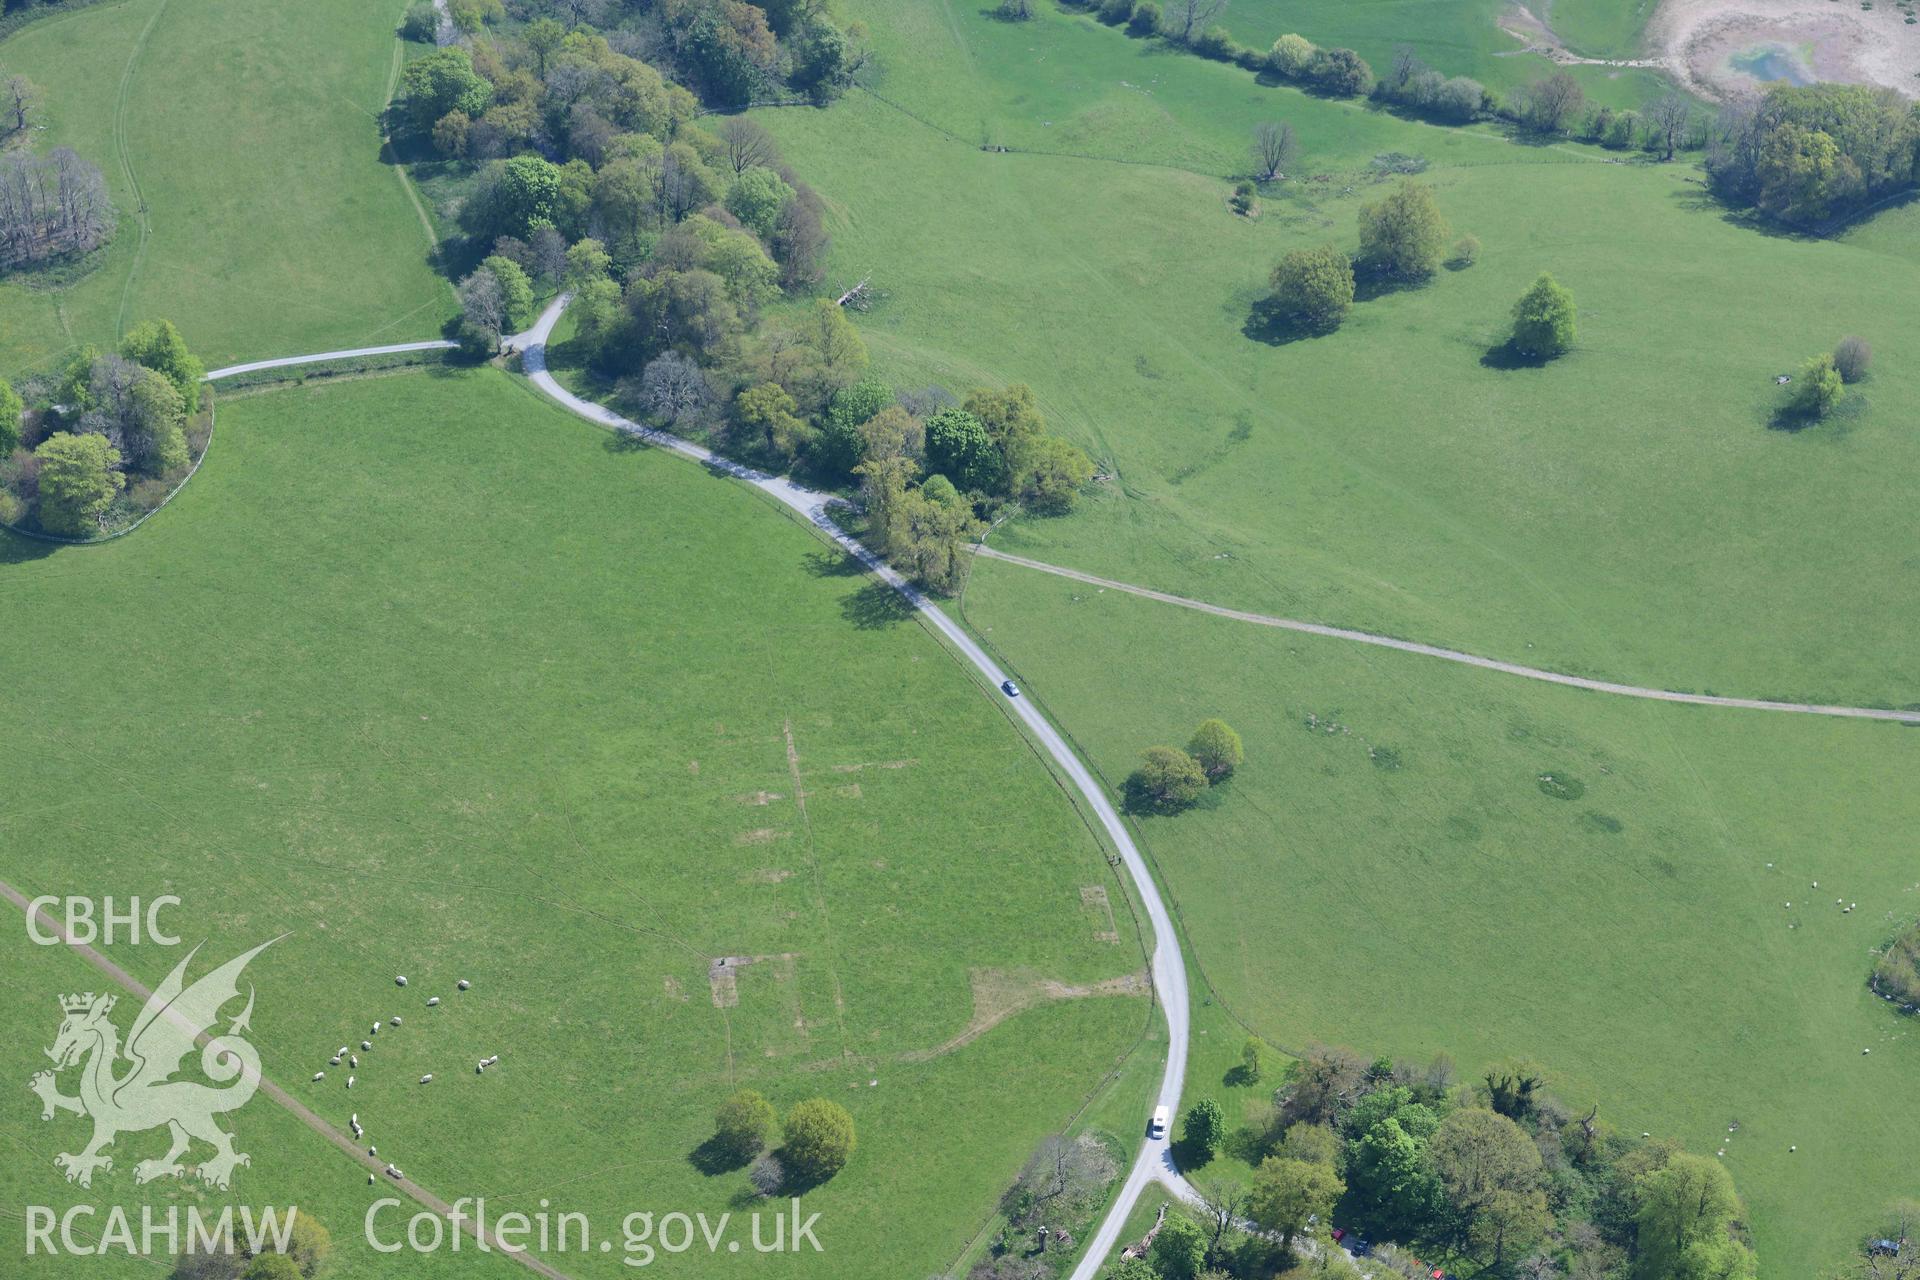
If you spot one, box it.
[0,369,1147,1276]
[757,3,1919,1272]
[0,0,451,382]
[763,5,1919,707]
[1215,0,1670,108]
[962,556,1920,1276]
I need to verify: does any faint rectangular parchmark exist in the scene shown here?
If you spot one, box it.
[708,952,798,1008]
[1081,885,1120,944]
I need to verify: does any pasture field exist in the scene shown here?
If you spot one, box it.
[0,369,1147,1277]
[1213,0,1670,106]
[0,0,451,381]
[0,937,532,1278]
[762,5,1919,706]
[961,556,1920,1276]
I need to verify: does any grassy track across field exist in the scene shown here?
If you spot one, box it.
[765,3,1920,1271]
[764,1,1920,706]
[963,556,1920,1276]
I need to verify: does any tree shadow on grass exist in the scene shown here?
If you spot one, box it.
[1169,1136,1214,1171]
[1222,1126,1266,1166]
[1767,395,1864,434]
[802,549,863,578]
[602,429,650,454]
[841,581,916,630]
[1352,272,1428,304]
[688,1137,751,1178]
[0,529,60,565]
[1242,298,1336,348]
[1479,341,1556,371]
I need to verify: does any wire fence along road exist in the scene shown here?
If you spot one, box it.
[975,547,1920,725]
[203,340,457,382]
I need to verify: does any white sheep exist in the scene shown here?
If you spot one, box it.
[476,1062,486,1074]
[338,1046,350,1057]
[457,979,470,991]
[390,1016,403,1026]
[350,1055,359,1067]
[419,1074,433,1084]
[396,976,408,987]
[427,997,440,1007]
[329,1057,341,1066]
[371,1023,380,1035]
[347,1076,356,1088]
[312,1072,325,1081]
[361,1040,371,1051]
[351,1113,359,1126]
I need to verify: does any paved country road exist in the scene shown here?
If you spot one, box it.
[507,298,1196,1276]
[138,299,1908,1275]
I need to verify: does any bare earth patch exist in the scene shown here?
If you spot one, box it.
[1502,0,1919,98]
[901,967,1147,1063]
[1500,4,1671,70]
[1645,0,1920,98]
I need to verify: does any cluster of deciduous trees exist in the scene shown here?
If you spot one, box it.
[398,15,837,352]
[1264,32,1374,98]
[707,1088,855,1196]
[849,380,1094,593]
[406,9,1096,590]
[1371,48,1487,124]
[971,1133,1121,1279]
[415,0,865,113]
[1706,84,1920,228]
[1124,718,1243,814]
[0,144,113,272]
[1265,180,1456,335]
[167,1210,332,1279]
[1115,1044,1763,1280]
[0,319,208,537]
[1779,334,1873,424]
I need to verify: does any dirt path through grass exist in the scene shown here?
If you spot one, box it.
[0,879,578,1280]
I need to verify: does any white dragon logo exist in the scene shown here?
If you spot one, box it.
[29,938,280,1190]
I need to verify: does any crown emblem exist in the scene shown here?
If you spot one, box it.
[60,992,112,1015]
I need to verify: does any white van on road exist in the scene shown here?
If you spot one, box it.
[1148,1105,1169,1139]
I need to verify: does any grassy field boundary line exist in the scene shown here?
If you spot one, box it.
[856,22,1607,183]
[382,5,455,293]
[974,546,1920,722]
[108,0,170,346]
[0,402,215,545]
[0,879,580,1280]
